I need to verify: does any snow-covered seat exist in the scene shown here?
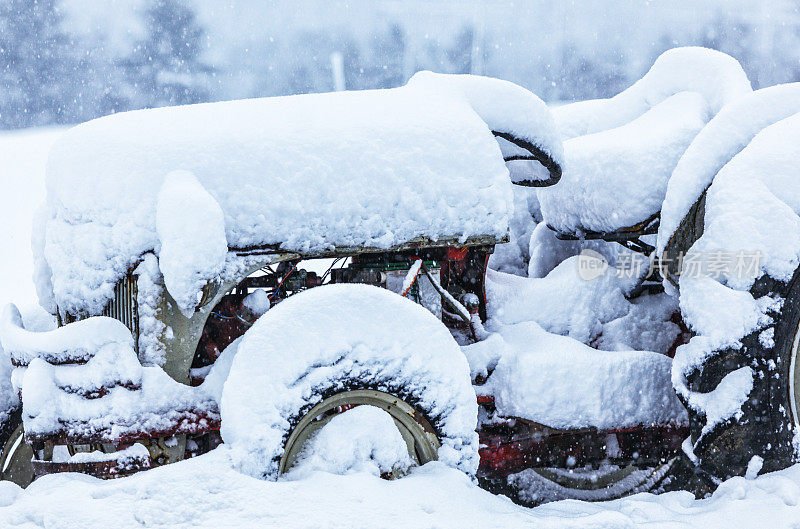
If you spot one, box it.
[538,47,751,241]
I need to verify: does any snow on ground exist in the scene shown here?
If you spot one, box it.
[2,448,800,528]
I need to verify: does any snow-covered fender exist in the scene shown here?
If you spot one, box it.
[658,83,800,288]
[220,283,480,480]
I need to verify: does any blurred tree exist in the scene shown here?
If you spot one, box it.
[421,24,492,77]
[276,30,360,94]
[552,44,628,101]
[701,13,760,83]
[0,0,82,128]
[121,0,213,108]
[447,25,476,74]
[701,11,800,88]
[356,23,406,89]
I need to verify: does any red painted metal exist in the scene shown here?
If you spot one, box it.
[25,409,220,446]
[477,421,688,479]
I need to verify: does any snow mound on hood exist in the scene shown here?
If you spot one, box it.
[221,284,478,479]
[37,72,560,316]
[156,170,227,316]
[553,47,751,140]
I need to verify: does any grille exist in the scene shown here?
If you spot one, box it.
[102,275,140,350]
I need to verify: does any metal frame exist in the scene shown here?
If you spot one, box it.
[549,212,660,255]
[789,316,800,430]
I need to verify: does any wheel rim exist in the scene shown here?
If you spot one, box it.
[279,389,441,477]
[0,424,34,488]
[788,317,800,429]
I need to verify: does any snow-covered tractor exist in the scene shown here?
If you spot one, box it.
[2,47,800,505]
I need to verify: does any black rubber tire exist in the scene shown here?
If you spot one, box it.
[0,406,20,446]
[684,269,800,483]
[0,406,35,487]
[478,459,679,507]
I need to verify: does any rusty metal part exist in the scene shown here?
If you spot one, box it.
[420,262,470,324]
[549,212,660,255]
[232,234,505,258]
[31,454,151,480]
[10,352,95,367]
[141,435,186,466]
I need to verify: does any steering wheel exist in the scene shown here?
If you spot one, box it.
[492,131,562,187]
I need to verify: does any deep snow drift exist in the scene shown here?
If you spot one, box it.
[1,448,800,529]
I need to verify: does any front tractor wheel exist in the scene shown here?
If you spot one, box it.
[220,284,480,480]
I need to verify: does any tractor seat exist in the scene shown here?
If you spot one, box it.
[537,91,710,246]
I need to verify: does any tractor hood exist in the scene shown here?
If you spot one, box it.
[33,72,563,317]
